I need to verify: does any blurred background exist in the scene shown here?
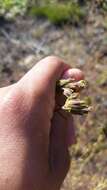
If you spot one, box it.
[0,0,107,189]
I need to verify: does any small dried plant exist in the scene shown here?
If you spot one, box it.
[57,78,92,115]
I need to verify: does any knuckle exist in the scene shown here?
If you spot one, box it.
[44,55,65,67]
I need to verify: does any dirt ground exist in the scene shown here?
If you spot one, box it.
[0,7,107,190]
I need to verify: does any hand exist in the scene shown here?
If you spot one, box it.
[0,56,84,190]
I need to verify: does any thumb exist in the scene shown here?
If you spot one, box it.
[18,56,69,96]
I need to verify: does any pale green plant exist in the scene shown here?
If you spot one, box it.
[57,78,92,115]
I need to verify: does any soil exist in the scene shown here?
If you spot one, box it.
[0,9,107,190]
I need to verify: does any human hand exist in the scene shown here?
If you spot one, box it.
[0,56,84,190]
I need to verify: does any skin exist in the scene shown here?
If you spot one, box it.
[0,56,84,190]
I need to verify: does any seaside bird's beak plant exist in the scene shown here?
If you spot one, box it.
[57,78,92,115]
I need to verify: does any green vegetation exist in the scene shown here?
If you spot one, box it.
[1,0,107,23]
[0,0,85,24]
[0,0,27,18]
[30,3,85,24]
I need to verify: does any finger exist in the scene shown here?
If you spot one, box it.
[67,116,76,146]
[49,112,71,181]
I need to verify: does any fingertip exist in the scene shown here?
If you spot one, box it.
[62,68,84,81]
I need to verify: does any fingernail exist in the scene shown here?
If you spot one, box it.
[62,68,84,81]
